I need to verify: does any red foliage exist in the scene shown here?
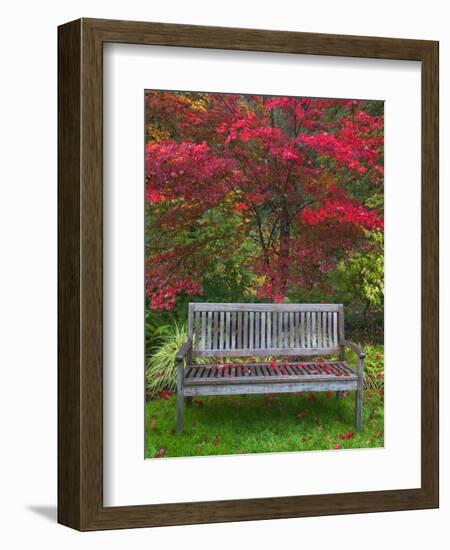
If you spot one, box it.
[145,92,384,307]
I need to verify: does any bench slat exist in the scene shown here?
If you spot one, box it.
[333,311,338,347]
[193,347,340,357]
[255,311,260,349]
[219,311,224,350]
[209,313,213,350]
[261,311,266,349]
[231,311,236,350]
[213,311,218,350]
[243,311,248,350]
[317,312,322,348]
[191,303,341,312]
[200,312,206,350]
[184,380,357,396]
[237,311,242,349]
[312,312,316,348]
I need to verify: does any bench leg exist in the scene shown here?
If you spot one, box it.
[336,391,342,399]
[176,359,185,433]
[355,384,363,432]
[176,390,184,433]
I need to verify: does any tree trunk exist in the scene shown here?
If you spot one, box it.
[279,203,290,296]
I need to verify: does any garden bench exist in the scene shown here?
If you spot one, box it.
[176,303,365,433]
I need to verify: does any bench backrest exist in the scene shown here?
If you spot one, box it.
[187,303,344,358]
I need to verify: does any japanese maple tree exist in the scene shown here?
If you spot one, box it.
[145,91,383,310]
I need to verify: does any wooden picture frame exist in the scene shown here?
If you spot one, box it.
[58,18,439,531]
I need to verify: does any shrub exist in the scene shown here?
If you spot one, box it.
[145,323,187,396]
[363,344,384,390]
[345,344,384,390]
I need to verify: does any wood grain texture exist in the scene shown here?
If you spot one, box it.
[191,302,341,312]
[420,39,439,511]
[58,19,82,530]
[189,303,342,356]
[184,380,357,397]
[193,347,340,357]
[58,17,439,531]
[184,361,357,385]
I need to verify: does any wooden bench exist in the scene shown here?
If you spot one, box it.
[176,303,365,433]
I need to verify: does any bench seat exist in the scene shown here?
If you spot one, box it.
[184,361,358,397]
[184,361,357,385]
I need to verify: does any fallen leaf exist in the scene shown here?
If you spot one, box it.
[149,417,156,430]
[297,410,306,419]
[340,431,354,440]
[212,436,221,446]
[334,444,341,449]
[159,390,172,400]
[154,448,166,458]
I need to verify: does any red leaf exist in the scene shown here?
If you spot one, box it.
[154,448,166,458]
[340,431,354,440]
[149,417,156,430]
[333,444,341,449]
[159,390,172,400]
[297,410,306,419]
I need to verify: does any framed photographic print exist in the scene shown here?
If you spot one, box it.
[58,18,439,530]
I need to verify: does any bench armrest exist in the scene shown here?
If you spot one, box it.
[343,340,366,359]
[176,341,192,362]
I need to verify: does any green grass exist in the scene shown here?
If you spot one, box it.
[145,389,384,458]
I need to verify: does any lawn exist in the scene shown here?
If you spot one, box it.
[145,388,384,459]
